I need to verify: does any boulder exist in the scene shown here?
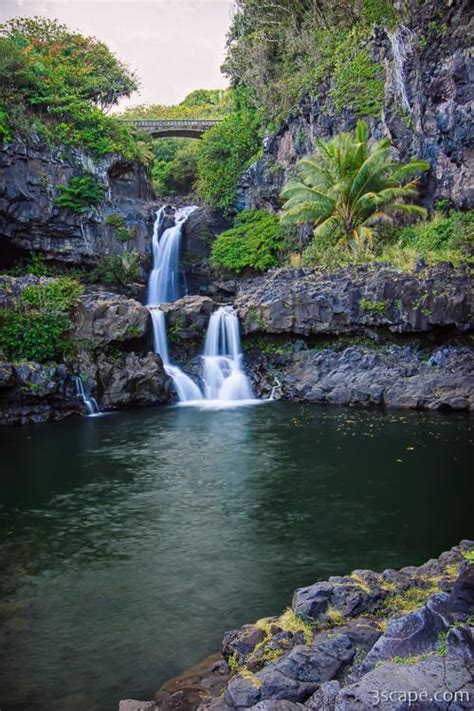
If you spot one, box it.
[72,289,151,346]
[246,344,474,412]
[160,296,216,341]
[96,351,171,409]
[0,360,81,425]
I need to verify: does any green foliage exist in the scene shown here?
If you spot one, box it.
[330,28,384,117]
[121,88,231,119]
[396,210,474,253]
[359,299,387,314]
[196,87,262,211]
[301,210,473,270]
[55,174,104,214]
[0,276,83,363]
[211,210,284,272]
[281,120,429,252]
[223,0,397,123]
[104,214,136,242]
[0,16,146,159]
[89,252,142,285]
[26,252,51,277]
[152,139,200,195]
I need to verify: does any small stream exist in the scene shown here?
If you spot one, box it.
[0,404,472,710]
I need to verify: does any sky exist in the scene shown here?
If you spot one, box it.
[0,0,234,108]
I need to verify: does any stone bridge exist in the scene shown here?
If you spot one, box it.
[121,118,221,139]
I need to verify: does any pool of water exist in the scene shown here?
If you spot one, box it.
[0,403,472,710]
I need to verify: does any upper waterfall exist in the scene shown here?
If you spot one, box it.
[146,206,203,402]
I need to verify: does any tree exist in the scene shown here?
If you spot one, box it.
[196,86,262,211]
[0,16,138,111]
[280,121,430,251]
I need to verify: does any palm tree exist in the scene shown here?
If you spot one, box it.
[280,121,430,251]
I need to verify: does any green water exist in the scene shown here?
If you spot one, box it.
[0,403,472,710]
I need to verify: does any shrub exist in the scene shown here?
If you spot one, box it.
[0,276,83,362]
[88,252,142,285]
[55,174,104,214]
[301,210,473,270]
[104,214,136,242]
[211,210,284,272]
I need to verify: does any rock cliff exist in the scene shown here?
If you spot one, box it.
[236,1,473,215]
[0,134,155,268]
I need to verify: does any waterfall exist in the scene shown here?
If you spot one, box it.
[146,206,203,402]
[387,25,414,115]
[201,306,254,402]
[147,205,260,407]
[73,376,101,416]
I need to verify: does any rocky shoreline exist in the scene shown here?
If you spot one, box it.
[120,541,474,711]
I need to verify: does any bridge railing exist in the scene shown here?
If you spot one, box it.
[121,119,221,128]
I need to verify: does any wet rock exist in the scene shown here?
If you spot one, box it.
[335,656,474,710]
[305,680,340,710]
[119,702,157,711]
[96,351,171,409]
[293,577,384,622]
[222,625,267,665]
[0,360,81,425]
[160,296,216,341]
[247,344,474,412]
[154,543,474,711]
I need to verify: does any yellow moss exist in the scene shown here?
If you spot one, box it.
[255,617,274,635]
[444,563,460,580]
[240,667,262,688]
[379,580,397,592]
[278,608,315,644]
[377,619,389,631]
[350,573,371,594]
[228,653,240,674]
[380,587,437,616]
[326,606,346,626]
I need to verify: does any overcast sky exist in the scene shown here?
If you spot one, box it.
[0,0,233,107]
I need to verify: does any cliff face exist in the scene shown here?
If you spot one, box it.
[0,134,155,267]
[236,1,473,214]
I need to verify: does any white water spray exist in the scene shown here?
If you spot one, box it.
[147,207,203,402]
[387,25,414,115]
[201,306,254,402]
[73,376,101,416]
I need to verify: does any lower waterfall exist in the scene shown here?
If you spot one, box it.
[202,306,254,402]
[146,205,258,406]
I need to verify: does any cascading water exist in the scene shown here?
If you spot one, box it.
[147,205,260,407]
[147,206,203,402]
[73,376,101,416]
[387,25,414,115]
[201,306,254,402]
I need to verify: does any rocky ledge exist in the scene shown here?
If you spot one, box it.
[234,264,472,336]
[121,541,474,711]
